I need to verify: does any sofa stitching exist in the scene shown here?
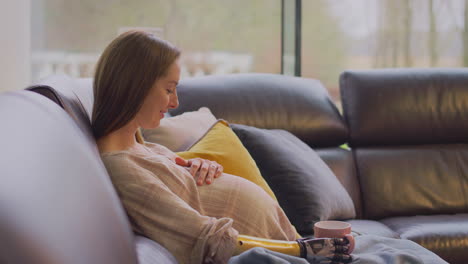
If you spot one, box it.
[351,147,366,219]
[340,72,366,218]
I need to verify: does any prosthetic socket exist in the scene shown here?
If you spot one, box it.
[236,235,352,264]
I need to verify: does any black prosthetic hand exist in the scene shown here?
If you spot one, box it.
[296,237,352,264]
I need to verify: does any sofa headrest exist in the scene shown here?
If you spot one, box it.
[340,68,468,147]
[27,75,94,142]
[172,73,348,147]
[0,91,137,263]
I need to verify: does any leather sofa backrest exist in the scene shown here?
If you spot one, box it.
[36,74,349,147]
[315,148,362,218]
[340,68,468,219]
[173,73,348,148]
[30,73,361,219]
[32,74,349,149]
[340,68,468,147]
[0,91,138,264]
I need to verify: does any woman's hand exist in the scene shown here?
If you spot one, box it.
[175,157,223,185]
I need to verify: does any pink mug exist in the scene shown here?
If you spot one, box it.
[313,221,355,254]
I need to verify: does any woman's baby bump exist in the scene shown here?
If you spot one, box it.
[197,173,295,240]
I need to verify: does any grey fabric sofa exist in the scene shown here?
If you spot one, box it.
[1,69,467,263]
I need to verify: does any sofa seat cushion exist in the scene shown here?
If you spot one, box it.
[382,214,468,264]
[135,236,178,264]
[346,220,400,239]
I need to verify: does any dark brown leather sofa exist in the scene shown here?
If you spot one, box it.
[339,68,468,264]
[1,69,466,263]
[166,69,468,263]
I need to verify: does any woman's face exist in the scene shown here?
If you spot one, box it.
[135,59,180,129]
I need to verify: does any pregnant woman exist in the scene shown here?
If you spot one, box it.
[93,30,351,264]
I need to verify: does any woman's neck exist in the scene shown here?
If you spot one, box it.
[97,122,140,154]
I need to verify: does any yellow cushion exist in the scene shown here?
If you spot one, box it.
[177,120,277,200]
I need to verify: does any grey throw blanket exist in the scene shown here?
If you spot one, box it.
[229,235,448,264]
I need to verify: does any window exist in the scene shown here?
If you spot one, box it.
[302,0,468,101]
[31,0,281,82]
[29,0,468,97]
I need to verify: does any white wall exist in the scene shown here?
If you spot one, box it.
[0,0,30,93]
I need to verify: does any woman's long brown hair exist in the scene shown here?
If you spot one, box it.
[92,31,180,140]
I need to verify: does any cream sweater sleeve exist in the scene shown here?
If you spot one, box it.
[102,154,238,264]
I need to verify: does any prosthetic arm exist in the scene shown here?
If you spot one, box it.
[234,235,352,264]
